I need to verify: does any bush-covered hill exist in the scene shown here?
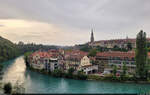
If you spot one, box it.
[0,36,59,63]
[0,36,20,63]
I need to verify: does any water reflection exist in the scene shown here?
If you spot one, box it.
[1,56,150,93]
[2,56,26,85]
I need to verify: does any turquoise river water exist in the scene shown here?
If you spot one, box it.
[1,56,150,94]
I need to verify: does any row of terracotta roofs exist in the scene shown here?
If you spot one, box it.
[30,50,150,61]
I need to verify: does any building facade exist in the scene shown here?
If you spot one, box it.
[78,56,98,75]
[29,51,59,72]
[89,37,150,49]
[96,51,137,74]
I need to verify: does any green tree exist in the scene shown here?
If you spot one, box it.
[88,49,97,57]
[0,64,3,80]
[4,82,12,94]
[77,71,87,80]
[64,68,75,78]
[68,68,75,75]
[24,52,32,66]
[147,42,150,48]
[148,47,150,52]
[52,69,63,77]
[127,42,132,50]
[121,62,127,79]
[80,44,92,52]
[135,30,148,79]
[0,36,20,63]
[112,65,117,76]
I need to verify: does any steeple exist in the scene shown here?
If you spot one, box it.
[90,29,94,43]
[126,35,128,40]
[126,35,129,42]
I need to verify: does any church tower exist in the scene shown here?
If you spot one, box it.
[90,29,94,43]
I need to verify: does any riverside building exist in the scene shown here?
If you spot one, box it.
[96,51,150,74]
[29,51,59,71]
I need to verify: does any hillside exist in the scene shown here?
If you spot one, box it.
[0,36,20,63]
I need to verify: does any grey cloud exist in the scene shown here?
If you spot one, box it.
[0,24,4,27]
[0,0,150,44]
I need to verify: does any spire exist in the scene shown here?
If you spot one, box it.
[126,35,128,39]
[90,28,94,43]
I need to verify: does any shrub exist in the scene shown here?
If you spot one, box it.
[76,71,87,80]
[51,69,63,77]
[66,68,75,78]
[4,82,12,94]
[87,75,101,80]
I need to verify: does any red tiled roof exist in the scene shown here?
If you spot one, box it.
[64,50,88,61]
[96,51,150,59]
[31,51,52,58]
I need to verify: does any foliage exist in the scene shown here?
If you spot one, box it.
[112,45,128,52]
[80,44,92,52]
[79,43,129,53]
[0,64,3,80]
[88,48,97,57]
[127,42,132,50]
[17,41,59,54]
[145,64,150,79]
[135,30,148,79]
[0,36,20,63]
[68,68,75,75]
[24,52,32,66]
[0,36,59,63]
[4,82,12,94]
[112,65,117,77]
[76,71,87,80]
[51,69,63,77]
[87,75,101,80]
[121,62,127,78]
[64,68,75,78]
[147,42,150,48]
[148,48,150,52]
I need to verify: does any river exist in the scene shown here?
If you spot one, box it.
[1,56,150,94]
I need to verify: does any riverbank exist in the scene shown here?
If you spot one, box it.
[2,56,150,94]
[27,65,150,84]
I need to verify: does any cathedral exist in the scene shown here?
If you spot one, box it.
[88,29,150,49]
[90,29,94,43]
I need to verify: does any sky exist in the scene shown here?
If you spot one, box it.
[0,0,150,46]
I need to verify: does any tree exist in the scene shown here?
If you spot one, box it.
[121,62,127,78]
[127,42,132,50]
[148,47,150,52]
[112,65,117,77]
[52,69,63,77]
[88,49,97,57]
[147,42,150,48]
[0,64,3,80]
[80,44,92,52]
[4,82,12,94]
[65,68,75,78]
[24,52,32,66]
[0,36,20,63]
[135,30,148,79]
[68,68,75,75]
[77,71,87,80]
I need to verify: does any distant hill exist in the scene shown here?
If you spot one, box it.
[0,36,20,63]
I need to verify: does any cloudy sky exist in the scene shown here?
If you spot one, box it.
[0,0,150,46]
